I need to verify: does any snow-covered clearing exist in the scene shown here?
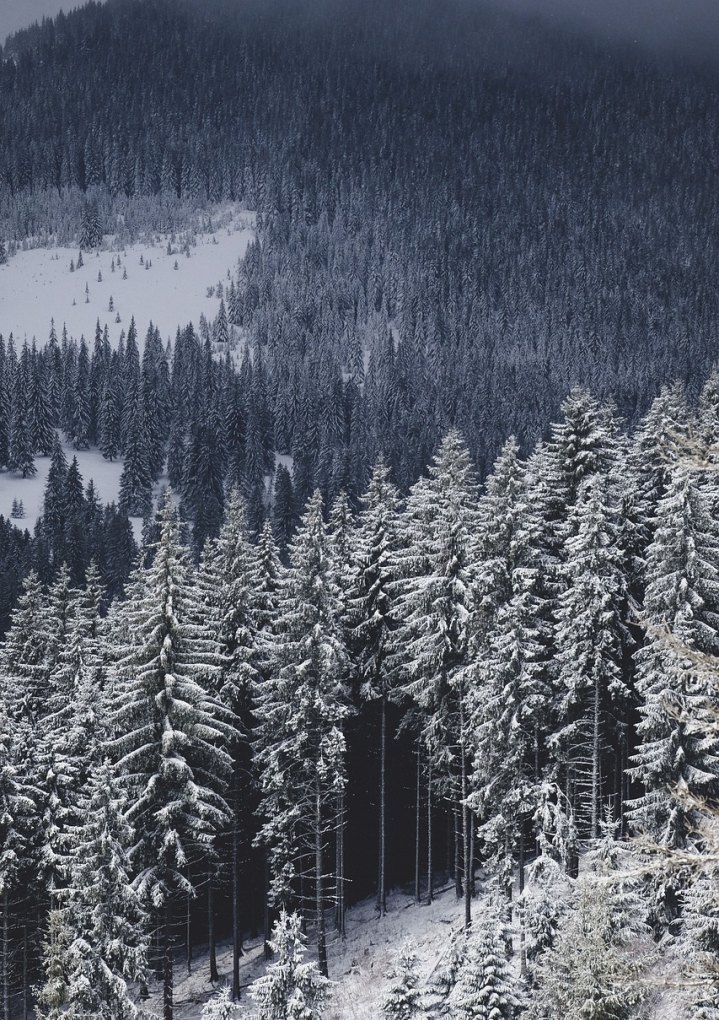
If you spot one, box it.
[0,207,255,350]
[140,875,690,1020]
[0,440,167,538]
[145,883,469,1020]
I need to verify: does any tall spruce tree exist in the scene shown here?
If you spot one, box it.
[389,431,478,926]
[109,493,234,1020]
[629,461,719,849]
[254,491,350,976]
[347,459,400,916]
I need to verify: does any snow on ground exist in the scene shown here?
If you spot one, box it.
[140,873,688,1020]
[0,207,255,350]
[144,882,469,1020]
[0,441,167,539]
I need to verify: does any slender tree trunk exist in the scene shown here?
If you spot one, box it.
[21,924,27,1020]
[454,806,462,899]
[519,826,527,977]
[469,812,476,898]
[336,791,345,935]
[377,695,387,915]
[415,740,421,905]
[263,855,272,961]
[592,671,601,840]
[208,875,218,984]
[315,780,329,977]
[186,893,192,976]
[2,892,9,1020]
[620,730,628,836]
[232,809,241,999]
[427,758,433,905]
[460,710,471,931]
[164,902,174,1020]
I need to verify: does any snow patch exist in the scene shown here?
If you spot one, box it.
[0,440,167,539]
[0,208,255,350]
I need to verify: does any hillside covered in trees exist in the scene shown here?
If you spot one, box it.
[3,0,719,489]
[2,0,719,1018]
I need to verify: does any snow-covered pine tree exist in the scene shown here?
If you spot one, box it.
[469,437,552,904]
[202,985,238,1020]
[29,367,55,457]
[79,201,103,250]
[449,906,525,1020]
[8,387,36,479]
[254,491,350,976]
[530,870,647,1020]
[44,564,106,771]
[272,464,297,561]
[43,434,68,564]
[0,705,37,1020]
[628,460,719,848]
[60,761,150,1020]
[118,385,153,519]
[623,383,688,596]
[198,488,260,994]
[426,926,467,1015]
[326,490,355,937]
[249,910,330,1020]
[0,570,52,724]
[389,431,478,926]
[554,476,630,841]
[109,492,235,1020]
[382,941,424,1020]
[36,907,73,1020]
[214,299,229,345]
[543,389,621,528]
[70,342,91,452]
[99,375,123,462]
[347,459,400,917]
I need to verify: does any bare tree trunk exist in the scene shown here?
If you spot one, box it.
[264,855,272,961]
[469,812,476,898]
[592,671,601,840]
[315,780,329,977]
[454,806,462,899]
[460,710,471,931]
[336,791,346,935]
[427,758,433,905]
[519,826,527,977]
[186,893,192,976]
[21,925,27,1020]
[208,875,218,984]
[415,740,421,905]
[232,812,241,999]
[164,902,173,1020]
[2,892,9,1020]
[377,695,387,915]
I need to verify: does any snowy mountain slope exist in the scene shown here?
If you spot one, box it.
[0,207,255,350]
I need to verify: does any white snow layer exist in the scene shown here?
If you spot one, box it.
[0,208,255,349]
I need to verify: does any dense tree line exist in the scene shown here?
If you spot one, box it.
[2,0,719,480]
[0,378,717,1018]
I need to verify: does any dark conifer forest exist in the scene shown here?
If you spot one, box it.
[1,1,719,1019]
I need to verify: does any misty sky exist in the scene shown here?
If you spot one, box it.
[2,0,719,59]
[0,0,86,42]
[490,0,719,59]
